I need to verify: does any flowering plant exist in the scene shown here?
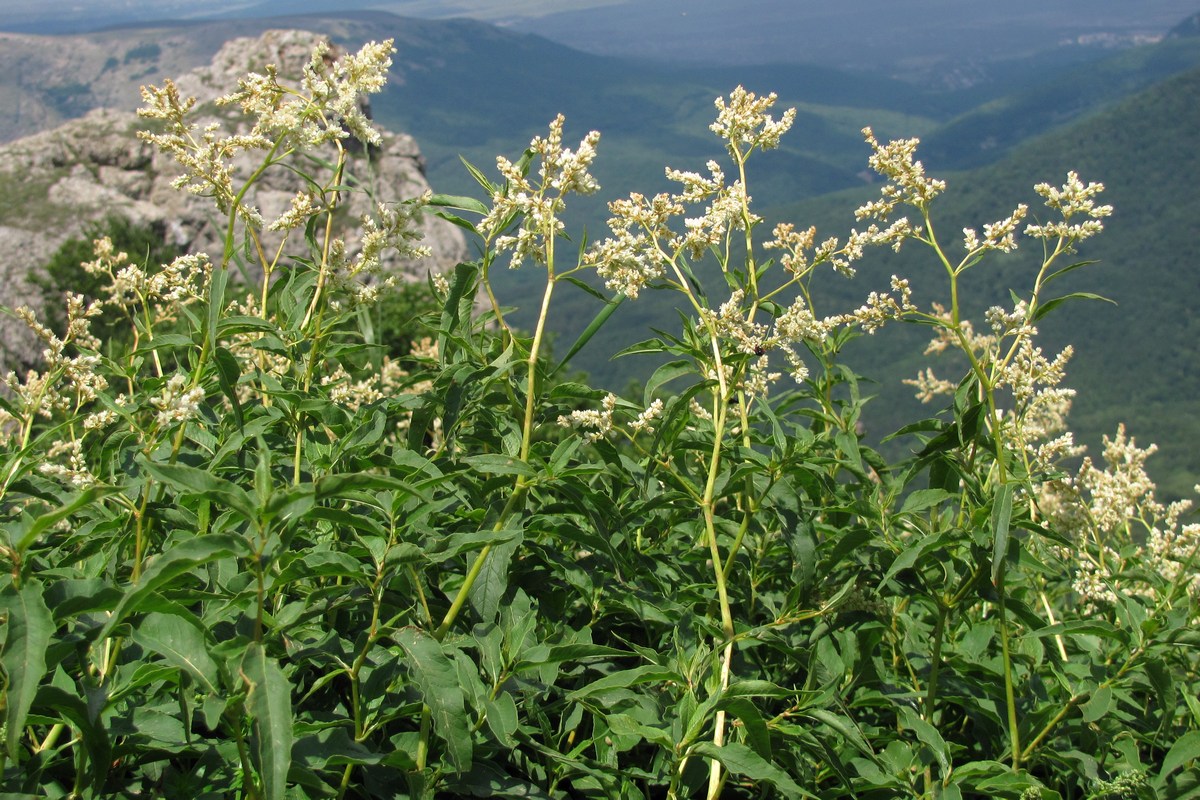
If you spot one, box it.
[1,40,1197,800]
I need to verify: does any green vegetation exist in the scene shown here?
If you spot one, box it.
[31,216,181,362]
[2,39,1199,800]
[362,17,1200,498]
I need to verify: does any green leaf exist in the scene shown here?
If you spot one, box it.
[991,482,1014,586]
[460,454,536,478]
[0,582,53,760]
[1031,291,1114,323]
[97,534,251,641]
[469,535,521,623]
[207,262,229,359]
[1025,620,1122,640]
[899,489,956,515]
[720,698,772,760]
[425,528,522,564]
[1157,730,1200,787]
[802,708,875,759]
[512,643,632,672]
[1080,686,1112,724]
[132,611,221,694]
[242,642,293,800]
[898,706,950,776]
[883,528,960,585]
[689,741,815,797]
[457,156,495,194]
[483,692,519,747]
[427,193,489,215]
[567,666,685,701]
[551,295,624,378]
[834,429,863,472]
[12,486,118,553]
[643,360,694,405]
[139,459,256,519]
[395,628,472,772]
[1041,259,1098,288]
[605,712,674,748]
[213,346,244,429]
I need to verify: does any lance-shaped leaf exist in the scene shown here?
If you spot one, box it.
[242,642,293,800]
[689,741,815,798]
[97,534,250,641]
[1,582,53,760]
[132,611,222,694]
[395,628,472,772]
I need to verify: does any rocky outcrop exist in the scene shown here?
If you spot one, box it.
[0,29,467,372]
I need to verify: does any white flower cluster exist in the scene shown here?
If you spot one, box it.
[586,89,792,297]
[139,80,270,225]
[1024,172,1112,244]
[335,197,432,306]
[856,127,946,220]
[583,192,678,298]
[478,114,601,270]
[140,39,396,225]
[0,294,109,445]
[839,276,915,334]
[709,86,797,157]
[1040,426,1200,612]
[83,237,210,322]
[38,439,97,489]
[985,301,1032,336]
[963,205,1028,254]
[557,394,664,443]
[320,357,408,411]
[151,373,205,428]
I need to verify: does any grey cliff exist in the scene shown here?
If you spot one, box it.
[0,29,467,373]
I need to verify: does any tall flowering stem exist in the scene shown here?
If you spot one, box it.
[864,125,1116,773]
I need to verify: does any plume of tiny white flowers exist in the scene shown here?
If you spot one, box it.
[1024,172,1112,245]
[478,114,601,270]
[700,290,772,356]
[320,357,408,412]
[963,204,1028,253]
[139,81,269,226]
[856,127,946,221]
[557,394,664,443]
[557,393,618,444]
[430,271,450,297]
[709,86,797,158]
[83,237,210,324]
[838,276,915,334]
[269,190,318,231]
[38,439,97,489]
[904,367,957,404]
[0,296,108,443]
[140,39,396,225]
[151,373,205,428]
[583,191,679,297]
[629,399,665,436]
[1039,427,1200,613]
[331,196,432,305]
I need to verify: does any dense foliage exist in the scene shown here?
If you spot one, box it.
[2,39,1198,800]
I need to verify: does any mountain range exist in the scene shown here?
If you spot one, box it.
[0,6,1198,495]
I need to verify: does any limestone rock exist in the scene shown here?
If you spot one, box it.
[0,29,467,373]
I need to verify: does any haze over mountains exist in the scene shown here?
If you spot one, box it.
[1,3,1199,495]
